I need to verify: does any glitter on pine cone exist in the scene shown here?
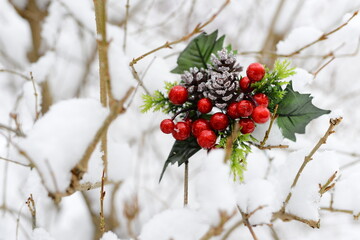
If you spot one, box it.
[204,49,243,109]
[180,67,208,101]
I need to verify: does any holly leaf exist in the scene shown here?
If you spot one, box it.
[171,30,225,74]
[159,137,201,182]
[277,82,331,141]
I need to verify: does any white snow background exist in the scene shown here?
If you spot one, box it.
[0,0,360,239]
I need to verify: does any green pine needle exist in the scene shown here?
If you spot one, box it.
[140,81,180,114]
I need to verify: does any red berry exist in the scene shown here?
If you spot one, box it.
[197,98,213,114]
[239,119,255,134]
[172,122,191,140]
[251,106,270,124]
[168,86,188,105]
[237,100,254,117]
[227,102,239,119]
[246,63,265,82]
[210,113,229,131]
[197,130,217,149]
[253,93,269,107]
[160,119,174,134]
[240,76,253,92]
[192,119,211,137]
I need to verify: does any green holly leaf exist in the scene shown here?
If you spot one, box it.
[277,82,331,141]
[159,137,201,182]
[171,30,225,74]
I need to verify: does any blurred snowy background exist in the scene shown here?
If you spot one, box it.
[0,0,360,239]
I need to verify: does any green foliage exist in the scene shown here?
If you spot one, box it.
[140,81,179,114]
[159,137,201,182]
[229,134,252,181]
[217,131,253,181]
[252,59,296,111]
[171,30,225,74]
[277,82,331,141]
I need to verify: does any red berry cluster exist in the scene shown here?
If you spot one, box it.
[160,63,271,149]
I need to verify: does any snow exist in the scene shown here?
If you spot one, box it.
[31,228,55,240]
[18,98,108,192]
[1,0,360,239]
[139,208,209,240]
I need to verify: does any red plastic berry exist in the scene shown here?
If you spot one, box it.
[210,113,229,131]
[197,98,213,114]
[237,100,254,117]
[160,119,174,134]
[168,86,188,105]
[246,63,265,82]
[197,130,217,149]
[227,102,239,119]
[239,119,255,134]
[192,119,211,137]
[253,93,269,107]
[251,106,270,124]
[240,76,253,92]
[172,122,191,140]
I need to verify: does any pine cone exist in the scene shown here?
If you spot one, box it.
[181,67,208,101]
[204,49,243,109]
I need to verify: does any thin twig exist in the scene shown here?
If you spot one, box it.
[0,123,25,137]
[286,10,358,57]
[100,169,106,234]
[221,219,243,240]
[0,156,33,168]
[45,159,59,193]
[25,194,36,230]
[223,123,240,163]
[320,207,360,219]
[272,211,320,228]
[200,210,237,240]
[282,117,342,208]
[260,105,278,147]
[123,0,130,52]
[0,69,30,81]
[312,56,335,79]
[254,144,289,150]
[237,205,258,240]
[29,72,40,120]
[129,0,230,67]
[184,161,189,206]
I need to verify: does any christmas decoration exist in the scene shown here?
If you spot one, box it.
[141,30,330,181]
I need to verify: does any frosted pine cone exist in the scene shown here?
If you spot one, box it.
[203,49,243,109]
[180,67,208,101]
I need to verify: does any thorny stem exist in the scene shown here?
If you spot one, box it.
[281,117,342,212]
[184,161,189,206]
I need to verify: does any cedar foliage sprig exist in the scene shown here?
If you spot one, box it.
[252,60,296,111]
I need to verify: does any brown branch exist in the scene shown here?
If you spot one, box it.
[221,219,243,240]
[0,156,33,168]
[260,105,278,147]
[0,123,25,137]
[223,123,240,163]
[129,0,230,67]
[237,205,258,240]
[123,0,130,52]
[312,56,335,79]
[29,72,40,120]
[68,87,134,196]
[282,117,342,208]
[100,169,106,234]
[184,161,189,206]
[0,69,30,81]
[25,194,36,230]
[200,210,236,240]
[255,144,289,150]
[318,171,337,196]
[320,207,360,219]
[287,10,358,57]
[272,211,320,228]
